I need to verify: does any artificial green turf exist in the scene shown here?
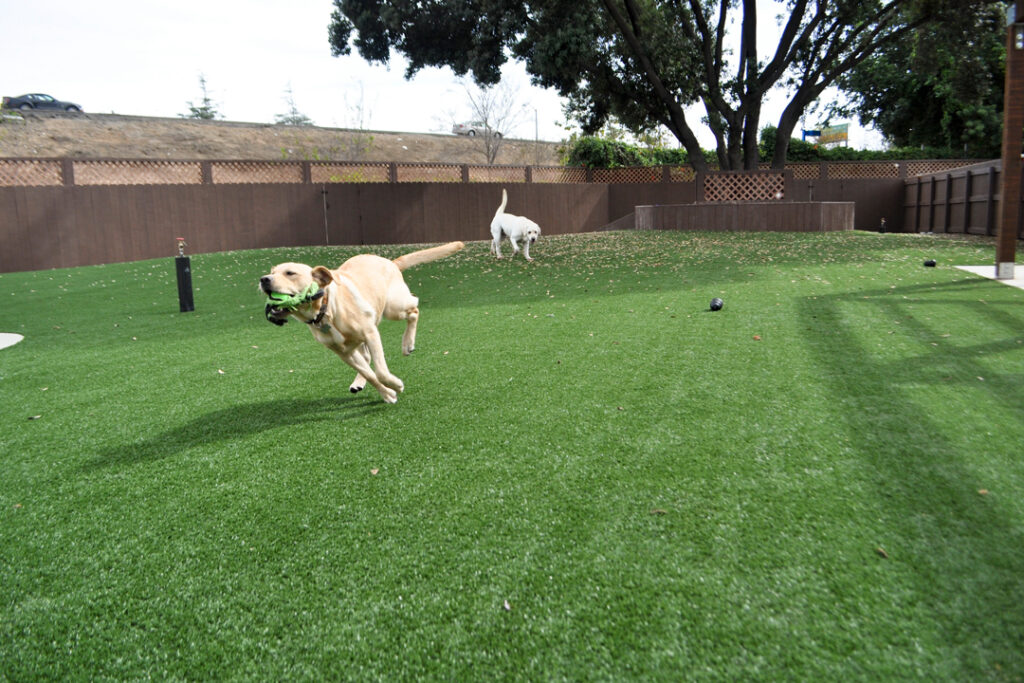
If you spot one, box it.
[1,231,1022,680]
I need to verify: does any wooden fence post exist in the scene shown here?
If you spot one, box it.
[927,176,936,232]
[996,11,1024,277]
[61,158,75,186]
[963,169,973,234]
[985,166,997,236]
[914,177,923,232]
[943,173,952,233]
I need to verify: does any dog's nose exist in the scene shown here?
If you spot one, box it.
[259,275,272,291]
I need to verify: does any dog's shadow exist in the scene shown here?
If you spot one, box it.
[83,397,379,471]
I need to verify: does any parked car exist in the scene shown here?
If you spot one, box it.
[2,93,82,112]
[452,121,501,138]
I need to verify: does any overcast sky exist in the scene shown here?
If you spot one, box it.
[4,0,881,148]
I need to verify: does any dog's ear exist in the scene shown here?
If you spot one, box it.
[311,266,335,288]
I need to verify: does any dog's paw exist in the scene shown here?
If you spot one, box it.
[402,344,415,356]
[349,385,363,394]
[380,387,398,404]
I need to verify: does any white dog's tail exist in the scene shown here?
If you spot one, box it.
[392,241,465,271]
[494,188,508,219]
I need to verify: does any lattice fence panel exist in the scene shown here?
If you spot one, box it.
[905,160,979,177]
[73,160,203,186]
[787,163,822,180]
[395,164,462,183]
[668,166,697,182]
[704,173,785,201]
[468,166,527,183]
[532,167,587,183]
[592,167,663,183]
[211,162,303,184]
[0,160,63,187]
[827,162,899,179]
[311,162,390,183]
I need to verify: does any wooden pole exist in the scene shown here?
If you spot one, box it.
[996,8,1024,278]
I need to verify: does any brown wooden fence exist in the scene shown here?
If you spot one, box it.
[0,157,986,273]
[903,159,1024,238]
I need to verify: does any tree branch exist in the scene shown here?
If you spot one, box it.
[600,0,710,170]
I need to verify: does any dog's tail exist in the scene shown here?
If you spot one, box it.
[494,188,508,219]
[392,241,465,271]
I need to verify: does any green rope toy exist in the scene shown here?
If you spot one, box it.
[265,282,322,325]
[265,282,320,309]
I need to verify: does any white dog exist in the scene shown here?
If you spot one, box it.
[490,189,541,261]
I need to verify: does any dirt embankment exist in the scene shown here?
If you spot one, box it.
[0,111,564,165]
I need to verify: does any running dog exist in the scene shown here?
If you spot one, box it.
[490,189,541,261]
[259,242,464,403]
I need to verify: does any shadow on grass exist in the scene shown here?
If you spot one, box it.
[83,396,381,471]
[800,276,1024,672]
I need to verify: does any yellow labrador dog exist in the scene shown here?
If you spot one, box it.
[259,242,464,403]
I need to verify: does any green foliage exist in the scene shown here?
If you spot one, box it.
[562,128,974,170]
[2,232,1023,679]
[274,84,314,126]
[274,112,314,126]
[180,74,221,121]
[834,2,1006,157]
[329,0,974,169]
[559,135,690,168]
[758,126,974,164]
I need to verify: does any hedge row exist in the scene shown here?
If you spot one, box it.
[560,129,973,169]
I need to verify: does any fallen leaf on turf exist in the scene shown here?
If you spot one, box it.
[217,369,225,374]
[28,415,41,420]
[650,508,668,515]
[978,489,989,495]
[753,335,762,341]
[14,503,22,509]
[875,547,889,559]
[503,600,512,611]
[371,468,379,476]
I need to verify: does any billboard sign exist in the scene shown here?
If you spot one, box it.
[817,123,849,145]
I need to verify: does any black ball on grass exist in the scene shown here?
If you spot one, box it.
[924,259,937,267]
[709,297,724,311]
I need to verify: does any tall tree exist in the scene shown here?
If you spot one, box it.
[461,79,526,164]
[328,0,966,170]
[275,83,315,126]
[181,74,221,121]
[832,2,1006,157]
